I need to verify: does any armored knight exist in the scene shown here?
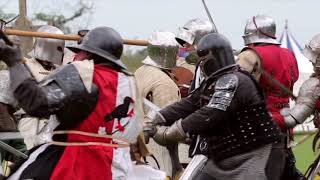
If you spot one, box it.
[237,15,299,132]
[282,33,320,180]
[175,18,217,91]
[0,26,142,180]
[283,33,320,127]
[0,69,17,132]
[134,31,183,178]
[16,25,65,149]
[236,14,305,179]
[0,70,23,179]
[174,18,218,159]
[146,33,286,180]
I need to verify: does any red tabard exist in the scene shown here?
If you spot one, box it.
[247,45,299,132]
[51,65,120,180]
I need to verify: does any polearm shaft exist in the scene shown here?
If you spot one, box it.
[4,29,148,46]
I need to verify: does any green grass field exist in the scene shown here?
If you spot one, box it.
[293,133,318,173]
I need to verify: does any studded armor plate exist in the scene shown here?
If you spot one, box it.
[207,74,238,111]
[209,103,282,161]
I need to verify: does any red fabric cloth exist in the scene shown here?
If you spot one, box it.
[51,65,119,180]
[247,45,299,132]
[316,99,320,109]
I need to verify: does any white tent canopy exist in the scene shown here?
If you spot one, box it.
[280,22,313,73]
[279,21,315,133]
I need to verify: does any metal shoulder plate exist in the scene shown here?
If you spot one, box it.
[298,77,320,98]
[207,74,239,111]
[40,64,99,129]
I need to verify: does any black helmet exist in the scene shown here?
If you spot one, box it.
[68,26,126,69]
[197,33,235,77]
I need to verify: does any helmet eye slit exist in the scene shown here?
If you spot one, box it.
[197,49,209,57]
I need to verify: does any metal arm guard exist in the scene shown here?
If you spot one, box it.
[283,78,320,128]
[152,119,187,146]
[13,64,99,129]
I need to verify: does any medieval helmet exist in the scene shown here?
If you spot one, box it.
[68,26,126,69]
[28,25,65,65]
[175,18,216,49]
[197,33,235,77]
[242,15,280,45]
[303,33,320,67]
[143,31,179,70]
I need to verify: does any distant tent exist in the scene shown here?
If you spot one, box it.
[279,20,315,133]
[280,20,313,73]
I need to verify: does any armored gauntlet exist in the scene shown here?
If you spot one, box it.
[282,78,320,128]
[152,119,187,146]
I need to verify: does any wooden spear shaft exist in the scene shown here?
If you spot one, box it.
[4,29,148,46]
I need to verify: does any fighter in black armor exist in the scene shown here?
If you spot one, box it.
[147,33,286,180]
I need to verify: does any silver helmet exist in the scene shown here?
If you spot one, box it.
[28,25,65,65]
[242,15,280,45]
[303,33,320,67]
[175,18,216,49]
[143,31,179,70]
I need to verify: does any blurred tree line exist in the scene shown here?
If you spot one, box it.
[121,48,147,72]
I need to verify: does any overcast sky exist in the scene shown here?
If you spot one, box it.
[2,0,320,49]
